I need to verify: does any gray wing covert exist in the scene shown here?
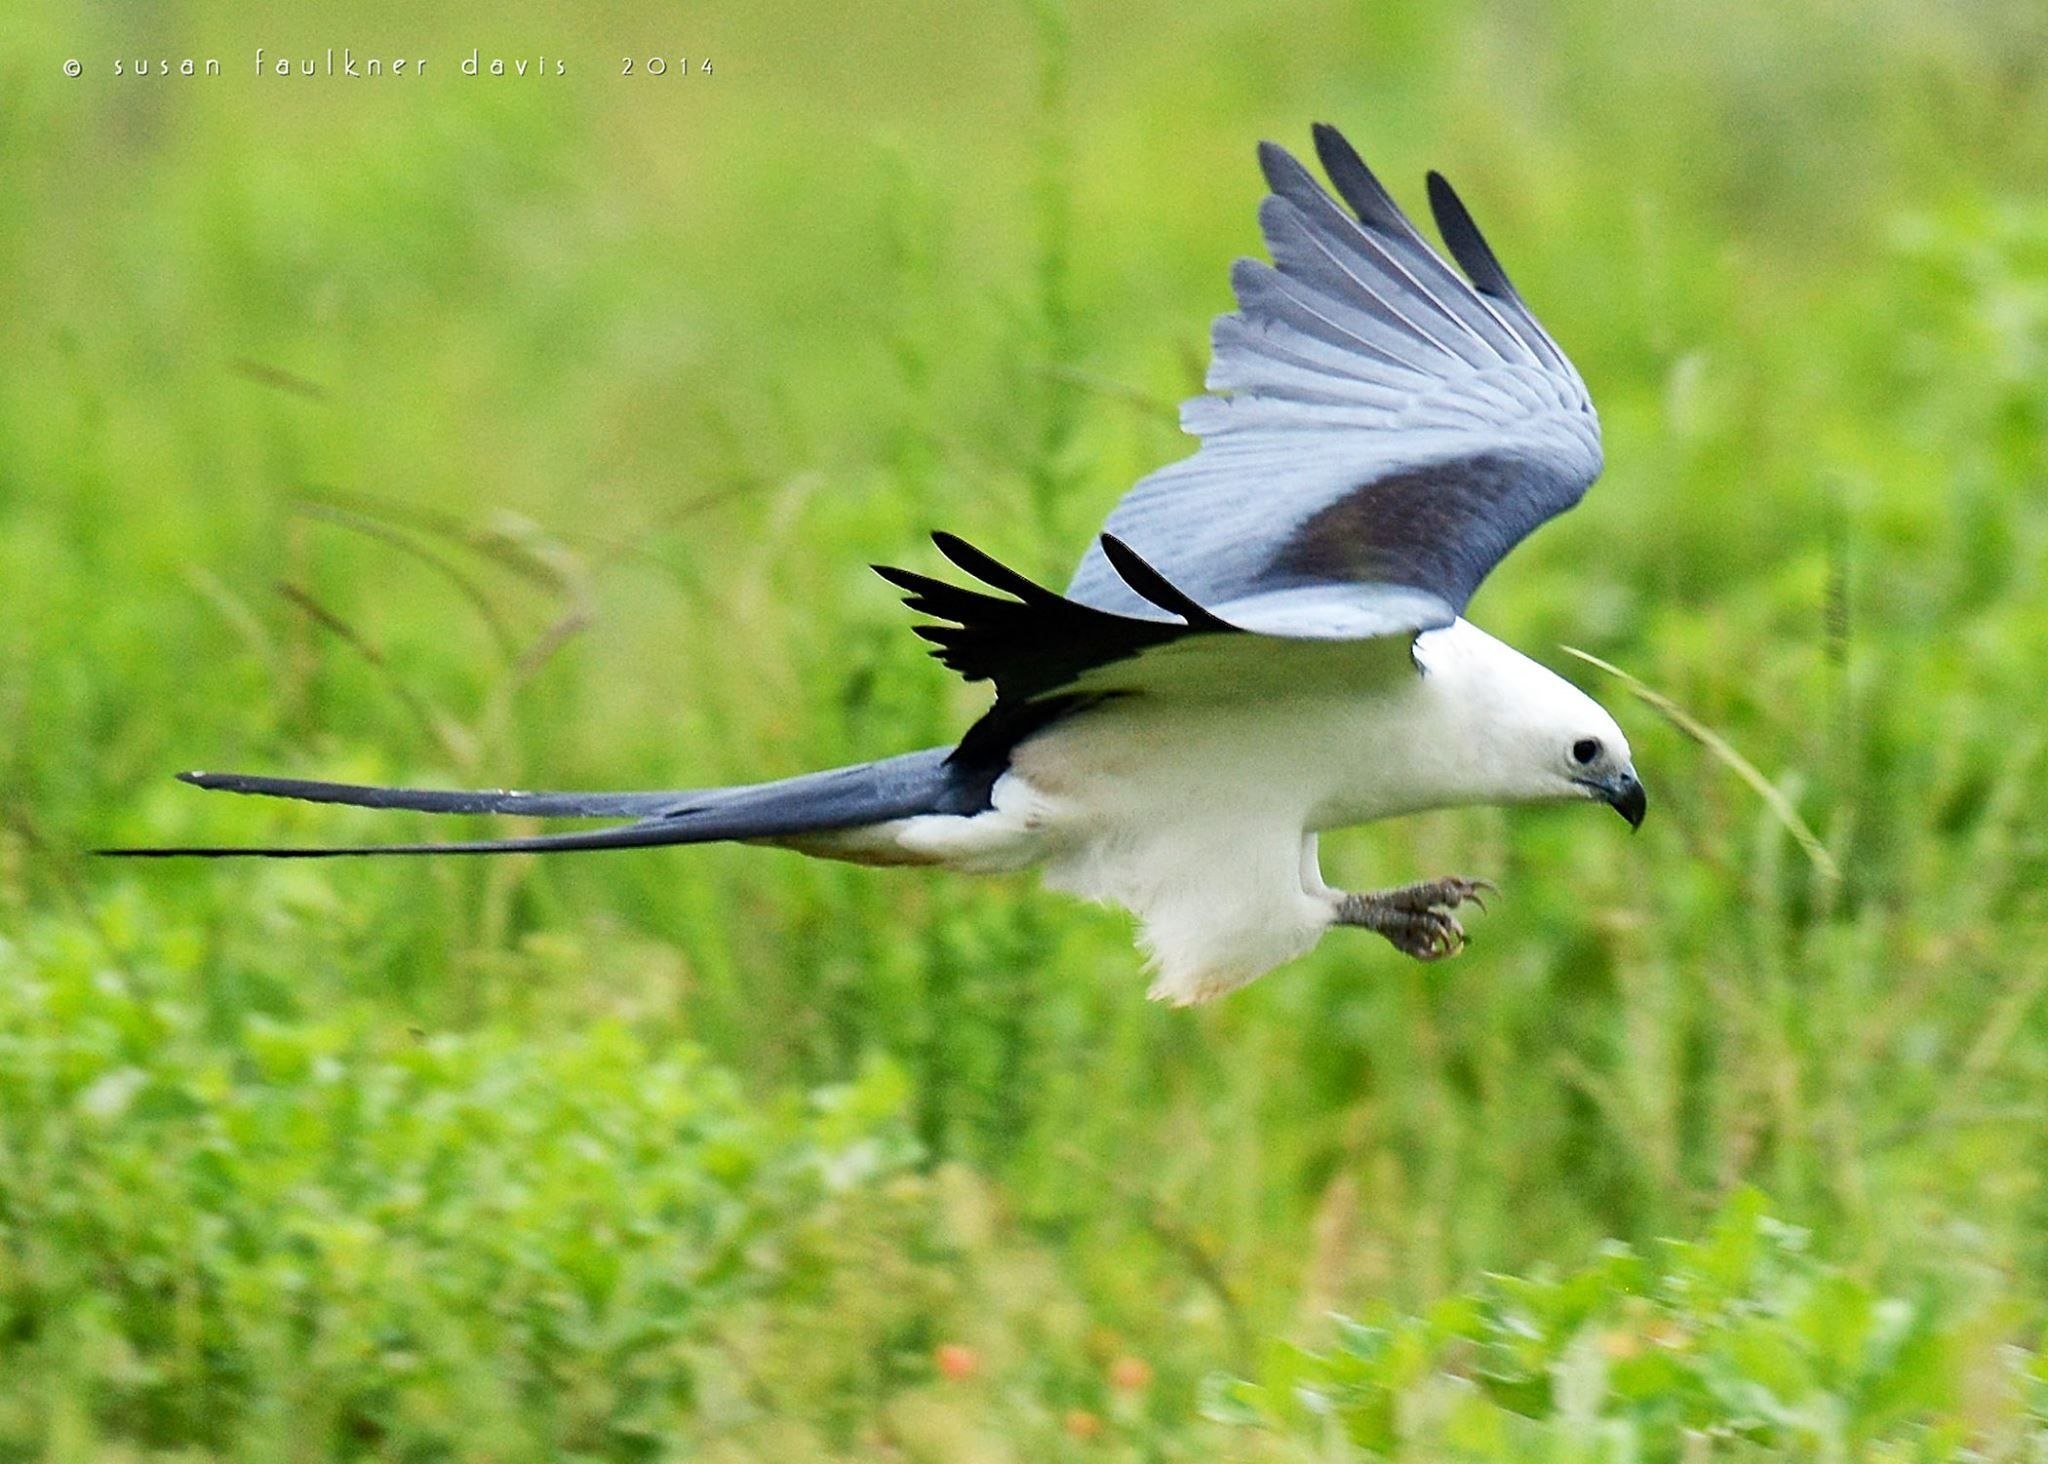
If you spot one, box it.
[1066,124,1602,635]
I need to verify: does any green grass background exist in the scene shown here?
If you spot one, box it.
[4,0,2048,1455]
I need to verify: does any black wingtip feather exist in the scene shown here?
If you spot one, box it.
[1425,171,1518,300]
[1309,124,1405,234]
[1255,139,1302,195]
[873,563,946,596]
[1098,536,1232,630]
[929,532,1059,604]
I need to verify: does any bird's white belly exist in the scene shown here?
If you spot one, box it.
[876,682,1443,1002]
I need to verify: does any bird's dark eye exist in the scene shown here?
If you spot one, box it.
[1572,738,1601,766]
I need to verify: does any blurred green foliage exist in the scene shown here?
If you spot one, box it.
[3,0,2048,1454]
[0,905,946,1456]
[1208,1190,2009,1459]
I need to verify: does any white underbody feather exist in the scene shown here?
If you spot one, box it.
[804,619,1622,1004]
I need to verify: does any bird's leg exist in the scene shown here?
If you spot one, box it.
[1331,877,1495,962]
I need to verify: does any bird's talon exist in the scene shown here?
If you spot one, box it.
[1334,876,1491,962]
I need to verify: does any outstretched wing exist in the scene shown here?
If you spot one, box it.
[1066,123,1601,631]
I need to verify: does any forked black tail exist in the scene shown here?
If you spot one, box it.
[100,749,967,858]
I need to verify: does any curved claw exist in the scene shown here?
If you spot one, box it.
[1334,876,1492,963]
[1408,910,1467,961]
[1457,877,1498,914]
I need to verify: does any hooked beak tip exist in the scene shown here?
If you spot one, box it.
[1610,772,1647,831]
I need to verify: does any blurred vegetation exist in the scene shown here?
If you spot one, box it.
[3,0,2048,1455]
[1210,1190,2023,1459]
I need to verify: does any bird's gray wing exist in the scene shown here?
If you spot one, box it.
[1065,123,1602,634]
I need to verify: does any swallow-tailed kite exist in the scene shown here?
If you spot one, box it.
[108,125,1644,1004]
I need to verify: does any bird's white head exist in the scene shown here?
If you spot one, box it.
[1412,622,1647,828]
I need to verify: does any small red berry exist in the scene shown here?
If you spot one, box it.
[1108,1355,1153,1391]
[934,1343,980,1381]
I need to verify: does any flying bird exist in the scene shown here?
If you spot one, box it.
[108,124,1644,1005]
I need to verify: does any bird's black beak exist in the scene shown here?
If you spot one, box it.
[1605,770,1647,831]
[1577,768,1647,830]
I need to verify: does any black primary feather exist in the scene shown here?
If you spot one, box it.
[1098,536,1233,630]
[1424,170,1518,300]
[875,531,1236,704]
